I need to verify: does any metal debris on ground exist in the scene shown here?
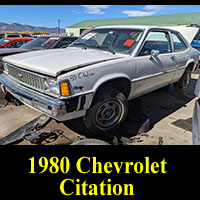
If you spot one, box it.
[23,127,64,145]
[5,94,22,107]
[0,114,51,145]
[158,136,164,145]
[112,136,119,145]
[131,137,143,143]
[120,136,134,144]
[0,100,9,108]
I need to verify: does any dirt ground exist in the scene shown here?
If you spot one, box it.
[0,73,199,145]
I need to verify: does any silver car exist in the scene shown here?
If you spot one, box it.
[0,26,199,133]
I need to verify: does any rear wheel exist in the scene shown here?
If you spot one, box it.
[174,68,192,94]
[83,87,128,134]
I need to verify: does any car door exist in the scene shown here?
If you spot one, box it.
[132,30,177,96]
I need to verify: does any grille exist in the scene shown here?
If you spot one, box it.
[7,63,46,91]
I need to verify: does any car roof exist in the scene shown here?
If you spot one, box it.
[36,36,77,38]
[4,37,33,40]
[95,25,158,30]
[94,25,183,33]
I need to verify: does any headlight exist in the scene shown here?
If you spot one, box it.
[44,79,60,96]
[3,62,8,74]
[49,81,60,95]
[44,79,71,97]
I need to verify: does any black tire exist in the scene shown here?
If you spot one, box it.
[174,68,192,94]
[83,87,128,134]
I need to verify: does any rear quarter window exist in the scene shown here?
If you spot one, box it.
[171,33,188,52]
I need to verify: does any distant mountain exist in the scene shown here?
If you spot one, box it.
[0,22,65,33]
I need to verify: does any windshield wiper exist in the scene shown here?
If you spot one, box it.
[88,45,116,54]
[71,42,87,50]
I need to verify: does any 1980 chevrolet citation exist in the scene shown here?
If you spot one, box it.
[0,26,199,133]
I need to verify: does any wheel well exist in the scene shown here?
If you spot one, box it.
[187,62,195,72]
[95,78,131,98]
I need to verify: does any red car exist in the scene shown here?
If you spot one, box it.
[0,37,34,48]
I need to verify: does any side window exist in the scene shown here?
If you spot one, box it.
[7,41,28,48]
[7,34,20,38]
[171,33,187,52]
[139,31,171,56]
[6,42,16,48]
[54,39,74,48]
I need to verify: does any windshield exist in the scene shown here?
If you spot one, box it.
[0,39,11,46]
[69,28,143,55]
[20,37,59,50]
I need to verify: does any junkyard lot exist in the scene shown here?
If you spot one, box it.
[0,73,198,145]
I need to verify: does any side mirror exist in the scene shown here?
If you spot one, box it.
[151,50,160,58]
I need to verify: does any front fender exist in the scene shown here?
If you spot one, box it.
[82,73,131,110]
[92,73,131,93]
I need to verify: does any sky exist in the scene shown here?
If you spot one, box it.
[0,5,200,29]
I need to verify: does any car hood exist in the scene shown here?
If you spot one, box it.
[3,48,123,77]
[0,48,28,56]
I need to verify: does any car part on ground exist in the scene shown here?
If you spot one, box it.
[0,114,51,145]
[23,127,63,145]
[70,138,110,145]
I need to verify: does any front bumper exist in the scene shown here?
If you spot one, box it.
[0,73,86,121]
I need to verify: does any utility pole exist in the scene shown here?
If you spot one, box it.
[58,18,61,34]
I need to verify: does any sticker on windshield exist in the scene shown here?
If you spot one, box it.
[82,32,97,40]
[123,39,135,47]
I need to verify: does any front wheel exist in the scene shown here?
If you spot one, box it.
[83,88,128,134]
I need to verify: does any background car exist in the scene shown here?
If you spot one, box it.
[191,32,200,54]
[0,37,34,48]
[20,36,78,50]
[0,36,78,72]
[0,33,27,39]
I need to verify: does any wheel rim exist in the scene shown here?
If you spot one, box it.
[95,99,124,129]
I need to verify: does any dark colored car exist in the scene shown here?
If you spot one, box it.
[191,37,200,54]
[189,27,200,58]
[20,36,78,50]
[0,36,78,72]
[0,37,34,48]
[0,33,22,39]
